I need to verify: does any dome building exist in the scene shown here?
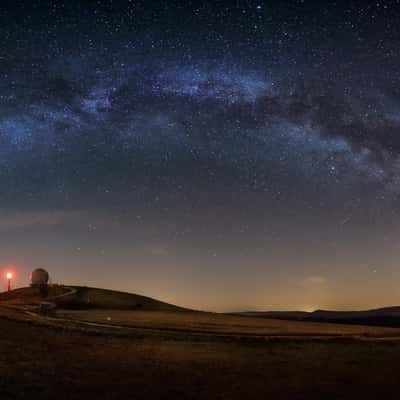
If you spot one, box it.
[30,268,49,287]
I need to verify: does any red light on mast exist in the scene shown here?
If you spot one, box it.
[5,271,13,291]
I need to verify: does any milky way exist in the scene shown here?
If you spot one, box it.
[2,1,400,310]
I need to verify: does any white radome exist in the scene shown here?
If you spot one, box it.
[30,268,49,286]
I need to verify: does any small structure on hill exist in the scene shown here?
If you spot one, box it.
[30,268,50,297]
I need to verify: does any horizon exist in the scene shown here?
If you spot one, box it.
[4,267,400,313]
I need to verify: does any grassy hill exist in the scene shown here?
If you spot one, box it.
[55,286,187,311]
[0,286,68,305]
[0,286,187,312]
[3,286,400,338]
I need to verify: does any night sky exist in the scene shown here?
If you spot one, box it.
[2,0,400,311]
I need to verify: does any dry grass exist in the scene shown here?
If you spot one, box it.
[0,286,68,305]
[54,309,400,337]
[0,314,400,400]
[0,286,187,311]
[2,287,400,398]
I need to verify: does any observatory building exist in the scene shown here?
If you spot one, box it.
[30,268,49,287]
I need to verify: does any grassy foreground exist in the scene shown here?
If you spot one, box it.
[55,308,400,337]
[2,287,400,399]
[1,315,400,400]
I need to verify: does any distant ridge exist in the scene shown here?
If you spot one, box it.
[235,307,400,327]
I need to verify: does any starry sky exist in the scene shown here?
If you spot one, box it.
[2,0,400,311]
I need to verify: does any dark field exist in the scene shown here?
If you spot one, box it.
[1,313,400,399]
[2,287,400,399]
[54,308,400,337]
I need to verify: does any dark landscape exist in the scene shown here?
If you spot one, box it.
[237,307,400,327]
[0,286,400,399]
[3,0,400,398]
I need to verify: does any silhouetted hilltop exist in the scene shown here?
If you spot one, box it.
[0,286,188,312]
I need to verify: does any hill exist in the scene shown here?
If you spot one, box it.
[0,286,187,312]
[0,286,69,305]
[55,286,187,311]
